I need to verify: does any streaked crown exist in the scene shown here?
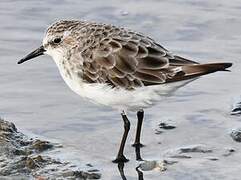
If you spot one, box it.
[42,20,88,58]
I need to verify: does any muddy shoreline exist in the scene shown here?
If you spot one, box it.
[0,119,101,179]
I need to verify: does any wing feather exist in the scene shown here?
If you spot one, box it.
[81,24,199,89]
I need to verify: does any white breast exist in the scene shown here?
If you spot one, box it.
[54,56,192,111]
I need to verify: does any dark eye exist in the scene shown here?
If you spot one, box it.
[53,37,61,44]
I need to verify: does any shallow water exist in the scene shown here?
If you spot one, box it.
[0,0,241,179]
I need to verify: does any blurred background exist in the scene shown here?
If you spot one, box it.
[0,0,240,179]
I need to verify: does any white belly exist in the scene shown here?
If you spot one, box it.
[55,59,194,111]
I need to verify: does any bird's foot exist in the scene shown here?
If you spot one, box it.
[136,157,144,161]
[112,155,129,163]
[132,143,145,148]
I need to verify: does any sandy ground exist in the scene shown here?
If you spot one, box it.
[0,0,241,179]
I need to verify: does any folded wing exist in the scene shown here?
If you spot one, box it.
[81,27,232,89]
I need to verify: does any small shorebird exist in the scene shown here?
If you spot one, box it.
[18,20,232,163]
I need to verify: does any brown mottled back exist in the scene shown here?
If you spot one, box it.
[46,20,232,90]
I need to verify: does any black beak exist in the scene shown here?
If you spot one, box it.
[18,45,46,64]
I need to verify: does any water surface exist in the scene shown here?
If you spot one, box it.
[0,0,241,179]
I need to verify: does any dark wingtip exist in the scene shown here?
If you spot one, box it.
[223,62,233,69]
[206,62,233,71]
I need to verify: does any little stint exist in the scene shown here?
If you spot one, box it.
[18,20,232,163]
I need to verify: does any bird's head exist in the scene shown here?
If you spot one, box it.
[18,20,84,64]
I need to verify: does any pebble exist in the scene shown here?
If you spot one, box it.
[120,10,129,16]
[230,128,241,142]
[206,156,219,161]
[159,122,176,130]
[139,160,167,172]
[231,98,241,115]
[32,139,53,152]
[222,148,236,157]
[164,144,212,159]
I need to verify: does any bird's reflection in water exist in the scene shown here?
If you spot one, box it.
[117,162,127,180]
[116,146,166,180]
[136,166,144,180]
[117,162,144,180]
[117,160,164,180]
[117,145,144,180]
[134,144,143,161]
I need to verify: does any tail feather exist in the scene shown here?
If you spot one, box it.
[167,62,232,82]
[182,62,232,75]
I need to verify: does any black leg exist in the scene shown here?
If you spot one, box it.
[113,112,130,163]
[136,166,144,180]
[117,162,127,180]
[132,110,144,148]
[134,144,143,161]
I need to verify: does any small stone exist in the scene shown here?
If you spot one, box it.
[120,10,129,16]
[74,171,101,179]
[12,148,27,156]
[0,119,17,133]
[86,163,93,167]
[26,157,39,169]
[33,155,45,162]
[19,140,31,146]
[177,144,212,153]
[206,156,219,161]
[223,148,236,157]
[139,161,157,171]
[230,128,241,142]
[157,162,167,172]
[231,98,241,115]
[229,148,235,152]
[155,129,163,134]
[159,122,176,130]
[35,176,47,180]
[163,159,178,165]
[62,170,74,177]
[169,154,192,159]
[32,139,53,152]
[69,164,77,168]
[164,144,212,159]
[88,169,99,172]
[231,107,241,115]
[138,160,171,172]
[0,163,7,168]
